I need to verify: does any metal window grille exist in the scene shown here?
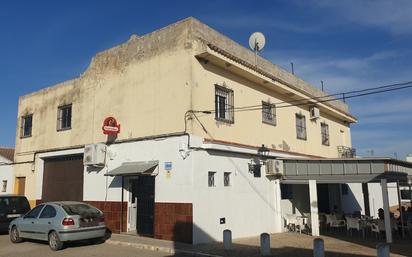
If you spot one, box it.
[1,180,6,192]
[57,105,72,130]
[321,122,330,146]
[262,102,276,125]
[215,85,234,123]
[21,114,33,137]
[224,172,231,187]
[208,172,216,187]
[295,114,307,140]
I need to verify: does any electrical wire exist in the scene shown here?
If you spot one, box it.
[203,80,412,114]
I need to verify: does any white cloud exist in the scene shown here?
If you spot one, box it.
[310,0,412,35]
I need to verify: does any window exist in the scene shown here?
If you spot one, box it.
[400,190,412,200]
[281,184,293,199]
[1,180,6,192]
[321,122,330,146]
[341,184,349,195]
[39,205,57,219]
[57,104,72,130]
[224,172,231,187]
[262,102,276,125]
[208,172,216,187]
[25,204,44,219]
[215,84,234,123]
[21,114,33,138]
[295,114,307,140]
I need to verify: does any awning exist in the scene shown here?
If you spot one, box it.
[279,158,412,184]
[105,161,159,176]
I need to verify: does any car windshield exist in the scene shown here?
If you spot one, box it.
[62,204,101,218]
[0,197,30,211]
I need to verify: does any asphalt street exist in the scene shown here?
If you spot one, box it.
[0,233,192,257]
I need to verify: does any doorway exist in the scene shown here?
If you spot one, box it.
[130,176,155,236]
[14,177,26,196]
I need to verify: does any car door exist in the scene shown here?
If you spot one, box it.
[35,205,58,240]
[19,205,44,239]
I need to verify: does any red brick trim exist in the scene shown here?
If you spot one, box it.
[203,138,324,158]
[154,203,193,244]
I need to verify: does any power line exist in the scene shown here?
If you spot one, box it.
[204,80,412,114]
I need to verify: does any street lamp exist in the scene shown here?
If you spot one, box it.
[257,144,270,161]
[249,144,270,177]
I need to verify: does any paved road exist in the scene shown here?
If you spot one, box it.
[0,233,190,257]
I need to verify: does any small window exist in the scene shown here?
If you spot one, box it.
[215,84,234,123]
[25,204,44,219]
[281,184,293,199]
[21,114,33,138]
[57,104,72,130]
[341,184,349,195]
[208,172,216,187]
[321,122,330,146]
[262,102,276,125]
[1,180,6,192]
[295,114,307,140]
[400,190,411,200]
[39,205,57,219]
[224,172,231,187]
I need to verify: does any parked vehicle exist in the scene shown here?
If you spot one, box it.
[9,201,106,251]
[0,195,31,232]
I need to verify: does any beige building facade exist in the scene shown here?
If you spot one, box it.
[13,17,357,243]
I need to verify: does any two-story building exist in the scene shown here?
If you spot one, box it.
[12,17,411,244]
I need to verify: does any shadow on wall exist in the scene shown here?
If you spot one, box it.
[341,185,363,214]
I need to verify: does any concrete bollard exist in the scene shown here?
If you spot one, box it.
[313,238,325,257]
[376,243,390,257]
[223,229,232,250]
[260,233,270,256]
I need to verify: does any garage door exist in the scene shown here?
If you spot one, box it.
[42,155,84,202]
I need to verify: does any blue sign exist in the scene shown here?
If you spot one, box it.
[164,162,172,171]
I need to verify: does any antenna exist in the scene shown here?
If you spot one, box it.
[249,32,266,67]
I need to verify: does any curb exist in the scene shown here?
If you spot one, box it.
[106,239,223,257]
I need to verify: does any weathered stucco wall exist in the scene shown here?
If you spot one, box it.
[13,17,355,203]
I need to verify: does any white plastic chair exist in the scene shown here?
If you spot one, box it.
[325,214,346,232]
[345,216,361,235]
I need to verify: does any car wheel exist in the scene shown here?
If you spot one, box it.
[10,226,23,243]
[48,231,63,251]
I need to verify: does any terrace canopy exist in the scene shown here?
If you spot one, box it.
[279,157,412,243]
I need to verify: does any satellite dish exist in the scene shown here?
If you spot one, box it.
[249,32,266,52]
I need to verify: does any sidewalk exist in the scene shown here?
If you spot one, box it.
[106,232,411,257]
[106,233,222,257]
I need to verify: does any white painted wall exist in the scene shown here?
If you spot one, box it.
[343,183,398,218]
[0,156,13,194]
[192,150,281,244]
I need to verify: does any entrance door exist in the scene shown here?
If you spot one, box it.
[317,184,330,213]
[15,177,26,196]
[135,176,155,236]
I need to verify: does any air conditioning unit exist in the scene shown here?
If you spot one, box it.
[265,159,283,176]
[84,144,106,166]
[310,107,320,120]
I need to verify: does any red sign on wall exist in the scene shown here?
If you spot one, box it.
[102,117,120,135]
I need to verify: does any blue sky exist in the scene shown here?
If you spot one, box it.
[0,0,411,159]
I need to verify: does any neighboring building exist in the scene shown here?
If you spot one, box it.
[0,148,15,195]
[14,17,362,244]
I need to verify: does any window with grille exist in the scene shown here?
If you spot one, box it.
[262,101,276,125]
[21,114,33,138]
[1,180,6,192]
[224,172,231,187]
[208,172,216,187]
[295,114,307,140]
[215,84,234,123]
[321,122,330,146]
[57,104,72,131]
